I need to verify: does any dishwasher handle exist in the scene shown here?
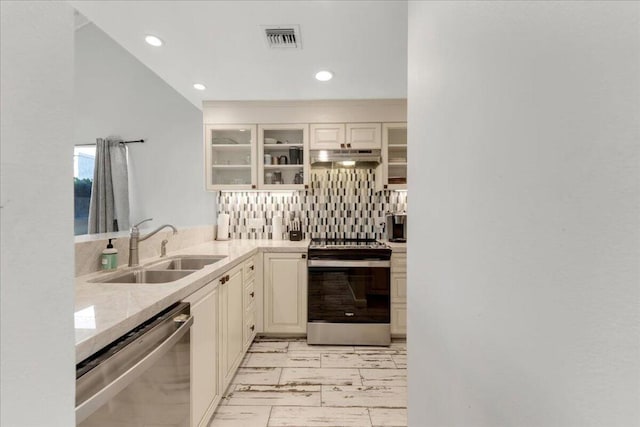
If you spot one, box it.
[75,314,193,424]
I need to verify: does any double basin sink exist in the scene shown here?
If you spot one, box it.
[91,255,227,284]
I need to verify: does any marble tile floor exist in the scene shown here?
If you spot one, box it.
[209,338,407,427]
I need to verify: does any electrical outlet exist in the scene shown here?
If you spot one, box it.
[247,218,265,229]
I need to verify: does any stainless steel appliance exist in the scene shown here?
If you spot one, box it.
[386,212,407,242]
[307,238,392,345]
[310,149,382,166]
[76,302,192,426]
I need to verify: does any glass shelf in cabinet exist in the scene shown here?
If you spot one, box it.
[263,143,303,148]
[210,144,252,148]
[263,164,303,169]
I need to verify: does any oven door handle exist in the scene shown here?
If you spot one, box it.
[307,260,391,268]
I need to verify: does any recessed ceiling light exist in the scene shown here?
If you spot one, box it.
[144,35,163,47]
[315,70,333,82]
[193,83,206,91]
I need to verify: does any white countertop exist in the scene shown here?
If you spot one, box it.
[74,239,308,362]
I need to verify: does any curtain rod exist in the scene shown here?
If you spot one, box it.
[75,139,145,147]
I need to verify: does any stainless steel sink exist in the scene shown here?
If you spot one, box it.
[89,255,227,284]
[149,255,227,271]
[94,269,195,284]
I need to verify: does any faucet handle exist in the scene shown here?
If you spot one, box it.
[132,218,153,230]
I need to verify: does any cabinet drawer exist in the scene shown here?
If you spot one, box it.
[391,253,406,274]
[244,257,256,281]
[244,279,256,310]
[391,273,406,303]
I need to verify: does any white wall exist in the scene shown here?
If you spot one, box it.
[75,23,215,229]
[408,2,639,426]
[0,2,75,425]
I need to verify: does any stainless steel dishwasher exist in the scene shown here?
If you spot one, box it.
[75,302,192,426]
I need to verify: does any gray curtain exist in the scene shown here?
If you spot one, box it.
[88,138,130,233]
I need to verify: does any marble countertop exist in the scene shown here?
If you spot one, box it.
[74,239,309,362]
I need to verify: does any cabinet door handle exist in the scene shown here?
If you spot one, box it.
[250,291,255,298]
[251,184,256,189]
[384,184,388,189]
[347,143,352,148]
[226,274,230,281]
[304,184,309,189]
[301,254,306,259]
[249,265,254,271]
[250,325,255,332]
[220,277,226,285]
[340,143,345,149]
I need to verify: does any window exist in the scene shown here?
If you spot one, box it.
[74,146,95,235]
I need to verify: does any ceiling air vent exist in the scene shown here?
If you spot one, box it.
[262,25,301,49]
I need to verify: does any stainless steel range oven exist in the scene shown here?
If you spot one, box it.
[307,238,392,346]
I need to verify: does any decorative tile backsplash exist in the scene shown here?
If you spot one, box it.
[216,168,407,239]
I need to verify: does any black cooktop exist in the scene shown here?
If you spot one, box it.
[309,238,388,249]
[308,238,391,260]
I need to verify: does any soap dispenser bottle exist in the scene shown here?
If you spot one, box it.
[101,238,118,271]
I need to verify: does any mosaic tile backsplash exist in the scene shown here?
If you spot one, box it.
[216,168,407,239]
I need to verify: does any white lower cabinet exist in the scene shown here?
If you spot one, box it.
[391,252,407,336]
[183,250,311,424]
[219,263,244,390]
[263,252,308,334]
[391,304,407,336]
[184,282,220,427]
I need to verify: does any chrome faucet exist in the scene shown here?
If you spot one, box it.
[128,218,178,266]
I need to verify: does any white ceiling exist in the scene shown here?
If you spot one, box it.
[70,1,408,109]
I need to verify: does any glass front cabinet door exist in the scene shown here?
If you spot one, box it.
[258,124,309,190]
[376,123,407,191]
[205,124,257,190]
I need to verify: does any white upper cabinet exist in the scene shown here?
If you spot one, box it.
[205,124,258,191]
[310,123,381,150]
[346,123,381,149]
[309,123,345,150]
[204,102,406,191]
[376,122,407,191]
[258,124,309,190]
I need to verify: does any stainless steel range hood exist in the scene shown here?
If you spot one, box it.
[310,149,381,166]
